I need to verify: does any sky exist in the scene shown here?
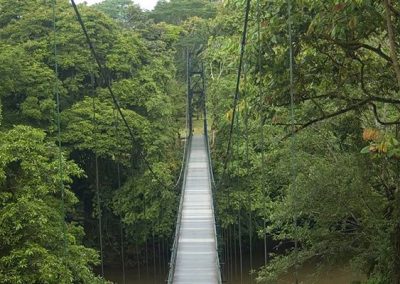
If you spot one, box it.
[75,0,159,11]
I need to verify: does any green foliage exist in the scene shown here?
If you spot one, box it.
[205,0,400,282]
[0,43,55,127]
[0,126,102,283]
[93,0,134,21]
[0,0,185,280]
[150,0,217,25]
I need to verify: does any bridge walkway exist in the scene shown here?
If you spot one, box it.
[171,135,220,284]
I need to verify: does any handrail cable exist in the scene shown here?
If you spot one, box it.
[172,73,191,190]
[166,136,192,283]
[203,70,223,284]
[166,49,193,284]
[52,0,68,257]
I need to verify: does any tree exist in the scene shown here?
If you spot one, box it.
[150,0,217,25]
[204,0,400,282]
[0,126,102,283]
[0,0,185,279]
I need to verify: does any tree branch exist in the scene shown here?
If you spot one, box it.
[358,57,400,104]
[358,43,393,63]
[275,92,339,107]
[281,99,371,140]
[370,96,400,104]
[389,2,400,18]
[370,102,400,125]
[318,34,393,63]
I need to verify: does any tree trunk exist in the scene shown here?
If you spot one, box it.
[383,0,400,88]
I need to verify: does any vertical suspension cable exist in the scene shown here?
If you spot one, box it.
[52,0,68,258]
[226,172,233,281]
[256,0,268,267]
[145,239,149,278]
[234,99,243,284]
[238,208,243,284]
[152,229,156,284]
[91,74,104,277]
[243,62,253,284]
[113,108,126,284]
[230,225,234,281]
[287,0,299,282]
[227,229,230,281]
[161,237,165,276]
[224,228,228,281]
[144,201,149,279]
[136,242,141,280]
[118,166,126,284]
[234,223,237,277]
[222,228,226,280]
[158,235,162,281]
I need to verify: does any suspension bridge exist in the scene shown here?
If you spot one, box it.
[168,135,222,283]
[69,1,224,282]
[57,0,264,283]
[167,43,222,282]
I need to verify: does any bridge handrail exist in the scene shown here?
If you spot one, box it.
[172,93,191,190]
[167,133,192,284]
[204,115,223,284]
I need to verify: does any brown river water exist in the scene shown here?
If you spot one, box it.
[103,253,365,284]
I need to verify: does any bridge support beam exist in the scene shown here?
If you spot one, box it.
[187,51,206,134]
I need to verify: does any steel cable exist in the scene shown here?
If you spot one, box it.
[52,0,68,260]
[113,108,126,284]
[91,73,104,277]
[70,0,169,189]
[287,0,300,282]
[219,0,252,185]
[255,0,269,267]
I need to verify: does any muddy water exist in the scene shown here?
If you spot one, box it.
[104,255,364,284]
[221,251,364,284]
[104,268,166,284]
[105,266,363,284]
[276,263,364,284]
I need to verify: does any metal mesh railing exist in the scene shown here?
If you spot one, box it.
[167,134,192,283]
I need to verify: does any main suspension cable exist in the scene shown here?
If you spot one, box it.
[70,0,168,189]
[217,2,252,278]
[220,0,252,183]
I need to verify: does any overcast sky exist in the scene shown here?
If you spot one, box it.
[75,0,159,11]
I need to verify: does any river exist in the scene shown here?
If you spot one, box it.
[103,251,364,284]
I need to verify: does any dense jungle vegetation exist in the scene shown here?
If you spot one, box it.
[0,0,399,283]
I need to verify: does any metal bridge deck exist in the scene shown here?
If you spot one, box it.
[172,135,220,284]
